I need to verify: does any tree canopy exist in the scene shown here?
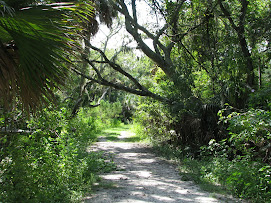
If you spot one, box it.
[0,1,271,202]
[71,0,270,109]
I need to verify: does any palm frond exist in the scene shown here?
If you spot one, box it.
[0,0,14,17]
[0,2,96,111]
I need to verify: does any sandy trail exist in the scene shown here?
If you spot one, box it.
[83,130,238,203]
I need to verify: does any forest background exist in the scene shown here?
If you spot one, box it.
[0,0,270,202]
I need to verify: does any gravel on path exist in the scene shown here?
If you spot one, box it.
[83,131,239,203]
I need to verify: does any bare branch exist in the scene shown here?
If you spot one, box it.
[180,42,210,75]
[153,24,168,56]
[218,0,238,31]
[103,19,123,52]
[85,58,103,79]
[70,67,171,103]
[84,39,147,91]
[110,0,174,77]
[218,0,254,87]
[89,87,110,107]
[131,0,138,29]
[239,0,249,31]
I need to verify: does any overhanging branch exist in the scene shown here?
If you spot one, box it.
[84,39,146,91]
[70,66,171,103]
[110,0,174,77]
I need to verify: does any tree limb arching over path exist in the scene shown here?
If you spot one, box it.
[71,0,199,105]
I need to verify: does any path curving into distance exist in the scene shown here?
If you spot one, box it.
[83,128,239,203]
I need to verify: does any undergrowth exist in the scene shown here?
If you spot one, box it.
[146,133,271,203]
[0,102,121,202]
[133,93,271,203]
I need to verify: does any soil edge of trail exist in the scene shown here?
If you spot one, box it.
[83,127,242,203]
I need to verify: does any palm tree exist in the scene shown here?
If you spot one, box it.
[0,0,94,112]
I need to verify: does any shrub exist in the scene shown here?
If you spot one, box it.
[80,101,122,129]
[218,107,271,162]
[0,106,116,202]
[155,141,271,202]
[248,86,271,110]
[203,156,271,201]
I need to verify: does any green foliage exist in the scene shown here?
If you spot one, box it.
[191,105,271,201]
[0,106,117,202]
[201,157,271,201]
[133,99,173,144]
[0,1,96,111]
[98,100,122,127]
[0,2,72,111]
[192,70,214,101]
[135,99,271,201]
[154,142,271,202]
[79,100,122,129]
[248,86,271,110]
[218,107,271,160]
[130,122,150,142]
[68,108,100,148]
[101,124,139,142]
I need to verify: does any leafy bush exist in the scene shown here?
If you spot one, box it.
[218,107,271,162]
[133,99,173,144]
[143,103,271,202]
[0,106,116,202]
[153,141,271,202]
[201,106,271,201]
[248,86,271,110]
[203,157,271,201]
[80,100,122,129]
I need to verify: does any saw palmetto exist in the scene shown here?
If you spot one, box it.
[0,1,94,112]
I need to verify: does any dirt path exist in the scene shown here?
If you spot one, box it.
[83,129,237,203]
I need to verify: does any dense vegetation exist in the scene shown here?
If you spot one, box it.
[0,101,122,202]
[0,0,270,202]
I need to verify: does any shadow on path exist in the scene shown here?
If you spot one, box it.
[84,128,238,203]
